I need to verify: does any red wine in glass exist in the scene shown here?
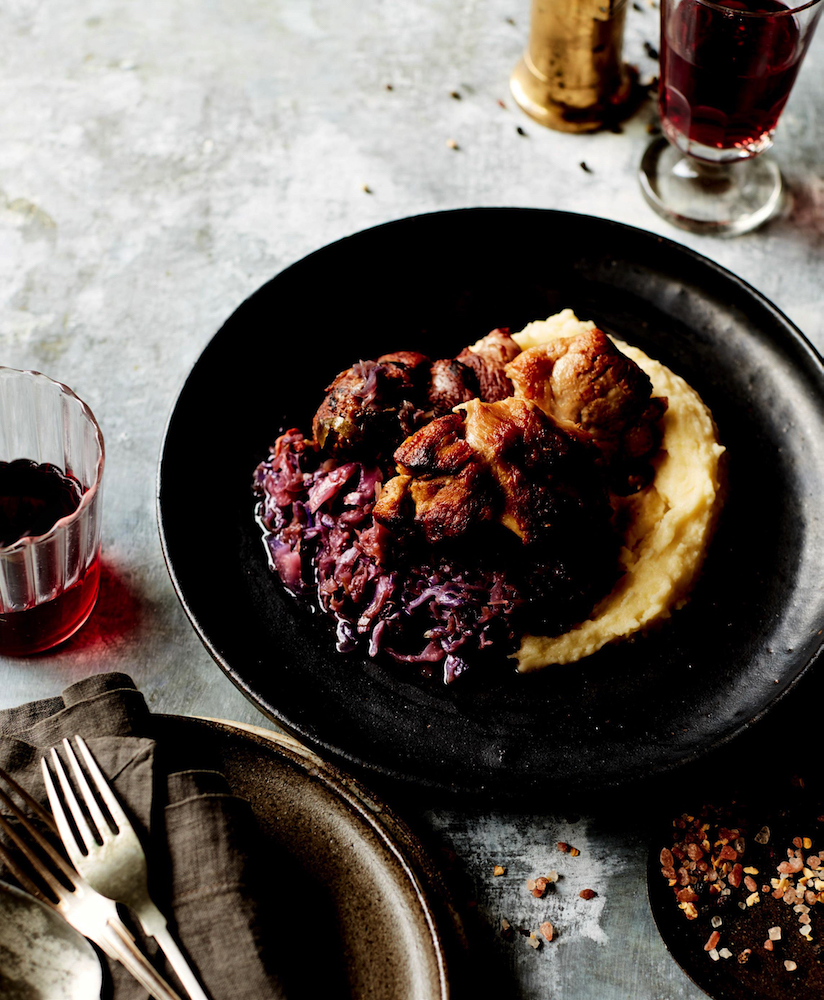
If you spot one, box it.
[0,460,101,655]
[660,0,806,158]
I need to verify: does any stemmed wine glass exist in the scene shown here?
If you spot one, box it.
[639,0,824,236]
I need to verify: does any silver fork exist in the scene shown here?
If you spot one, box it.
[42,736,210,1000]
[0,765,184,1000]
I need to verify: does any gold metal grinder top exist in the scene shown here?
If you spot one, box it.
[511,0,634,132]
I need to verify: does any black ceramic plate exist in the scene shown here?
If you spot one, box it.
[157,207,824,800]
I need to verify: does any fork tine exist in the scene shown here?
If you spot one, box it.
[0,789,71,903]
[48,745,100,853]
[74,735,131,832]
[42,754,93,870]
[63,738,116,843]
[0,773,77,886]
[0,764,58,834]
[0,837,54,904]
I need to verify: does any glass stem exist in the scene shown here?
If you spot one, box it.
[674,154,737,193]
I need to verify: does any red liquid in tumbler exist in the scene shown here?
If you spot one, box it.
[0,460,100,655]
[660,0,803,154]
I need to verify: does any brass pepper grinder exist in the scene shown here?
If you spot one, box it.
[510,0,634,133]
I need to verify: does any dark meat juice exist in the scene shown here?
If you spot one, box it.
[660,0,804,155]
[0,460,100,655]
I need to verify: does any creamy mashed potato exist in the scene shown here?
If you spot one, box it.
[511,310,726,670]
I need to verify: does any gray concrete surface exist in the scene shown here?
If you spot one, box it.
[1,1,823,997]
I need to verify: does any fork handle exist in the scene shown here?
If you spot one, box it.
[103,919,186,1000]
[150,924,210,1000]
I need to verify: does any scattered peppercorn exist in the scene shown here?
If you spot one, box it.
[580,161,593,173]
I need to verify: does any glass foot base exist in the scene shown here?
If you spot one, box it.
[639,137,784,237]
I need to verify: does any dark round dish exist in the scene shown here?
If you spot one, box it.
[646,764,824,1000]
[156,716,458,999]
[157,207,824,800]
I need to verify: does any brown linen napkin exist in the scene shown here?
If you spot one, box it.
[164,770,281,999]
[0,672,285,1000]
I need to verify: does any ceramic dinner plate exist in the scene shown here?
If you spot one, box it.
[154,715,460,1000]
[157,207,824,800]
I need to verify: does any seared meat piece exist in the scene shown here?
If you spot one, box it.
[460,397,619,628]
[464,328,522,366]
[377,350,431,373]
[505,330,668,492]
[393,413,475,475]
[377,399,613,550]
[403,464,498,544]
[375,397,618,630]
[427,358,478,416]
[461,398,606,544]
[375,413,499,543]
[312,355,431,459]
[456,328,521,403]
[371,472,413,534]
[408,463,497,544]
[313,329,521,462]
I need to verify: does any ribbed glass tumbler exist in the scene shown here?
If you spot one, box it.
[0,369,105,655]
